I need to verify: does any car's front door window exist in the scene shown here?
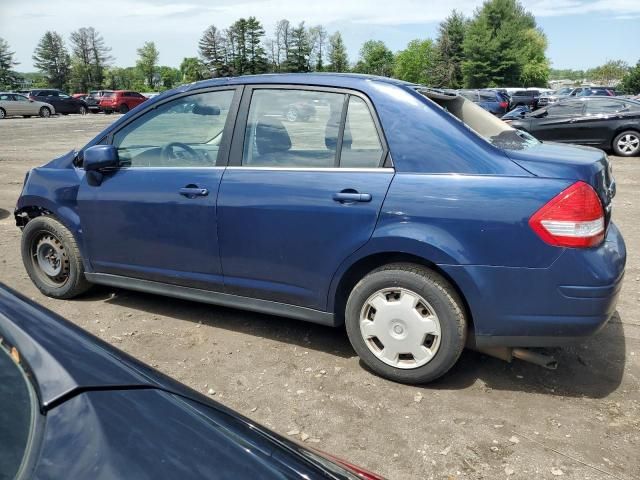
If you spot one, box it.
[112,90,235,168]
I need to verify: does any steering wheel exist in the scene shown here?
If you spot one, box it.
[160,142,201,164]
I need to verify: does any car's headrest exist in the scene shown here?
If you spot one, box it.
[255,117,292,155]
[325,117,352,150]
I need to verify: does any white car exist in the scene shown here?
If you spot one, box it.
[0,92,55,119]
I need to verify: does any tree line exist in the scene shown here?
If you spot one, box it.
[0,0,639,94]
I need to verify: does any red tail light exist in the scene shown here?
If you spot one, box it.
[529,181,605,248]
[499,101,508,108]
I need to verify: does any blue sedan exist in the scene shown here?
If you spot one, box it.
[14,74,626,384]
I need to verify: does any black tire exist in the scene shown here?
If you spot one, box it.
[23,115,31,118]
[39,106,51,118]
[0,107,6,119]
[612,130,640,157]
[345,263,467,384]
[21,216,92,299]
[104,109,113,115]
[119,104,129,114]
[90,109,99,114]
[78,105,88,115]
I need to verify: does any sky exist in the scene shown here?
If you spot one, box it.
[1,0,639,72]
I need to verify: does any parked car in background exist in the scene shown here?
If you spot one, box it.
[501,104,530,120]
[283,100,316,122]
[27,89,88,115]
[72,93,87,99]
[0,284,385,480]
[84,90,112,113]
[458,89,510,116]
[577,87,615,97]
[509,89,540,109]
[0,92,55,118]
[99,90,147,114]
[538,87,574,107]
[15,74,625,384]
[507,97,640,156]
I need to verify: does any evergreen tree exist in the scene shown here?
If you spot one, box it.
[136,41,159,87]
[353,40,394,76]
[32,31,71,89]
[245,17,268,74]
[432,10,467,88]
[327,32,349,72]
[199,25,229,77]
[0,37,20,89]
[286,22,311,72]
[228,18,248,75]
[69,27,112,91]
[462,0,544,87]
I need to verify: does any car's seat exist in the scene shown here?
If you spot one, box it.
[251,116,292,165]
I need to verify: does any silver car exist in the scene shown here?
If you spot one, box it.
[0,93,56,119]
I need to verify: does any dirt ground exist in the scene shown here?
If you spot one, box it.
[0,114,638,480]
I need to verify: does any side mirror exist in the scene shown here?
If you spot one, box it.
[83,145,119,186]
[84,145,119,171]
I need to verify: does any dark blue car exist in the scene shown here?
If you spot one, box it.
[14,74,626,384]
[458,89,510,116]
[0,284,384,480]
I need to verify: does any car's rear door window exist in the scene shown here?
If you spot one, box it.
[585,99,625,115]
[112,89,235,167]
[340,96,384,168]
[242,89,346,168]
[547,102,584,116]
[0,341,37,480]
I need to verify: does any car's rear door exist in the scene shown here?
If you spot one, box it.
[528,100,585,142]
[217,86,394,311]
[577,98,630,147]
[0,93,16,115]
[77,87,241,291]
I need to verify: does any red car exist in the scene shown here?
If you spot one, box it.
[99,90,147,114]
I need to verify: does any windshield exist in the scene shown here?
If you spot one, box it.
[0,339,37,480]
[416,88,539,151]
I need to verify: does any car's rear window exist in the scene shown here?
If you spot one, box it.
[418,88,539,151]
[102,92,115,98]
[0,340,37,479]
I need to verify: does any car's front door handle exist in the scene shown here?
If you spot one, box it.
[333,192,372,203]
[179,186,209,198]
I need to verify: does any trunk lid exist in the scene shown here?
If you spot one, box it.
[505,142,615,225]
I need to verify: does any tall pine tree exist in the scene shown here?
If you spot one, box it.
[327,32,349,72]
[432,11,467,88]
[33,31,71,89]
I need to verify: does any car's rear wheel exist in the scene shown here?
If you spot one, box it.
[0,108,6,119]
[104,109,113,114]
[613,130,640,157]
[78,105,87,115]
[285,107,298,122]
[119,104,129,114]
[39,107,51,118]
[21,216,92,299]
[345,263,467,384]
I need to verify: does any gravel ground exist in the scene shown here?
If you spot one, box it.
[0,114,638,480]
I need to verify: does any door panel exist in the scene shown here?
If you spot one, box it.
[218,169,393,309]
[78,168,225,289]
[77,88,239,290]
[529,102,585,142]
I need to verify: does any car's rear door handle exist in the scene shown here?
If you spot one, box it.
[179,186,209,197]
[333,192,372,203]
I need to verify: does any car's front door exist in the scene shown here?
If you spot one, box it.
[77,88,240,290]
[529,101,585,142]
[217,87,394,311]
[576,98,630,146]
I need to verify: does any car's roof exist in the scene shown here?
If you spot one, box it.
[181,73,415,92]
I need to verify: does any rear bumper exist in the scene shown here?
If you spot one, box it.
[441,223,626,347]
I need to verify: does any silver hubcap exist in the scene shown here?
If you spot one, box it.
[617,134,639,154]
[360,288,441,369]
[0,109,5,118]
[41,108,49,117]
[33,234,69,285]
[286,109,297,122]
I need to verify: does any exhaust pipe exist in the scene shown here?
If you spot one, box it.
[473,346,558,370]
